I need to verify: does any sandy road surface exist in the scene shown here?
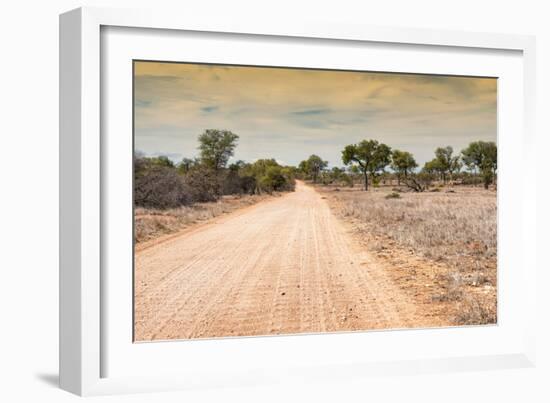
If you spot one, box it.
[135,181,421,341]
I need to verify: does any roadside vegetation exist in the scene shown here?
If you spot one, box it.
[319,185,497,326]
[307,138,498,326]
[134,129,296,242]
[134,194,274,244]
[298,139,497,192]
[135,132,497,325]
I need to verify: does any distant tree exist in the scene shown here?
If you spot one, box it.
[142,155,175,168]
[342,139,391,190]
[228,160,246,172]
[198,129,239,172]
[259,166,287,192]
[461,142,483,172]
[422,159,436,174]
[461,141,497,189]
[451,157,463,179]
[329,167,344,184]
[177,157,197,174]
[433,146,461,183]
[299,154,328,183]
[241,159,295,194]
[390,149,418,185]
[461,152,477,177]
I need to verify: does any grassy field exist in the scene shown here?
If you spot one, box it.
[317,184,497,325]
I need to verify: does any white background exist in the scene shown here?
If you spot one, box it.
[103,25,525,380]
[1,0,548,402]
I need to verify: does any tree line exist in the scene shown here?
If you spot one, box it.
[134,129,296,209]
[298,139,497,191]
[135,129,497,209]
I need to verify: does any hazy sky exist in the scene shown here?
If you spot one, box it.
[134,61,497,168]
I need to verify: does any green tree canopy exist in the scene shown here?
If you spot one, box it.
[149,155,175,168]
[461,141,497,189]
[342,139,391,190]
[240,159,295,193]
[390,150,418,183]
[198,129,239,172]
[434,146,461,182]
[177,157,198,174]
[299,154,328,183]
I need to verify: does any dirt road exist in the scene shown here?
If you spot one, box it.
[134,181,425,341]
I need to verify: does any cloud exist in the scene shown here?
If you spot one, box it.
[135,99,152,108]
[134,61,496,167]
[292,108,331,116]
[201,105,219,113]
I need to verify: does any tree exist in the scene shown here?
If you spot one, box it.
[328,167,344,184]
[198,129,239,172]
[434,146,461,183]
[240,159,295,194]
[390,149,418,185]
[177,157,197,174]
[422,159,440,176]
[461,141,497,189]
[341,139,391,191]
[484,142,497,183]
[141,155,175,168]
[299,154,328,183]
[461,152,477,177]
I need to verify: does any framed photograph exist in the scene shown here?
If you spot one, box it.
[60,7,537,396]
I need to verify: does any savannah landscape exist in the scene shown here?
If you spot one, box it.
[134,62,497,341]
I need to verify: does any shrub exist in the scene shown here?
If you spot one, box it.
[241,159,295,194]
[385,192,401,199]
[134,151,295,210]
[183,165,219,202]
[134,157,220,208]
[454,296,496,325]
[134,166,192,209]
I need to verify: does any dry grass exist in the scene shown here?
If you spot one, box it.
[454,294,497,325]
[135,194,272,243]
[318,184,497,325]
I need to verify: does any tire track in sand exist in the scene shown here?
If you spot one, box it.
[134,181,421,341]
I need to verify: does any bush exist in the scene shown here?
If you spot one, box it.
[240,159,295,194]
[134,153,295,209]
[134,166,192,209]
[385,192,401,199]
[222,170,257,195]
[134,157,219,208]
[183,165,219,202]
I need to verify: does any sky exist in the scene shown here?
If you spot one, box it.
[134,61,497,168]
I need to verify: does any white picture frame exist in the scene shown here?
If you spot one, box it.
[59,6,537,396]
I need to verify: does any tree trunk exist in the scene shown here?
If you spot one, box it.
[363,171,369,191]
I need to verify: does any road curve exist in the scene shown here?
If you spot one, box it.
[134,181,417,341]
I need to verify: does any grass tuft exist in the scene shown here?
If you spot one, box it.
[385,192,401,199]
